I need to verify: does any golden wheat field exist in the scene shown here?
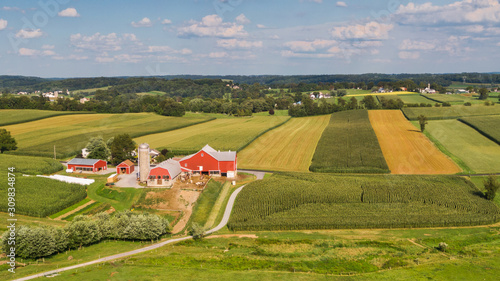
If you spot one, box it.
[368,110,461,175]
[238,115,330,172]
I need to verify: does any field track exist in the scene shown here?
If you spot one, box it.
[238,115,330,172]
[369,110,461,175]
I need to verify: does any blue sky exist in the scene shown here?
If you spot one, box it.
[0,0,499,77]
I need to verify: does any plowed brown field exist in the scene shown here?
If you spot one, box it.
[368,110,461,174]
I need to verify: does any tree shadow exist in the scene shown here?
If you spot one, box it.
[407,129,421,133]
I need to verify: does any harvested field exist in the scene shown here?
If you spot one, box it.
[369,110,461,175]
[238,115,330,172]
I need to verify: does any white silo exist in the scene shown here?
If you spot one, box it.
[138,143,150,183]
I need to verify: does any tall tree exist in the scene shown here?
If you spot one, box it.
[484,175,499,201]
[478,88,489,100]
[361,95,378,109]
[0,129,17,153]
[85,136,110,160]
[418,115,428,132]
[109,134,136,165]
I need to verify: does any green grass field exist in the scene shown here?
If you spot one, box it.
[136,91,167,96]
[459,115,500,145]
[134,115,290,153]
[238,115,329,172]
[425,120,500,173]
[402,105,500,120]
[228,173,499,231]
[12,225,499,281]
[3,113,211,158]
[309,110,389,173]
[72,86,111,94]
[0,109,93,126]
[378,94,433,104]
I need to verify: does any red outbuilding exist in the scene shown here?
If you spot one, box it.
[67,158,107,173]
[116,160,135,174]
[148,159,181,187]
[179,144,237,178]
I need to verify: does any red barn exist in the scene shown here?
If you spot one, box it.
[148,159,181,187]
[116,160,135,174]
[179,145,237,178]
[67,158,107,173]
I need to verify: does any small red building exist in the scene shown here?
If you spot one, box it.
[117,160,135,174]
[67,158,107,173]
[179,144,237,178]
[148,159,181,187]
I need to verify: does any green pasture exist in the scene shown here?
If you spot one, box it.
[425,120,500,174]
[3,113,211,158]
[402,105,500,120]
[0,109,92,126]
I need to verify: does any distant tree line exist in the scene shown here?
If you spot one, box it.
[1,211,171,259]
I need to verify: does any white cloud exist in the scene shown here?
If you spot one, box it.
[209,52,229,58]
[307,0,323,3]
[396,0,500,25]
[42,45,55,49]
[53,54,88,61]
[19,48,39,56]
[235,14,251,24]
[95,56,114,63]
[178,14,248,38]
[42,50,56,56]
[398,51,420,59]
[161,19,172,24]
[336,1,347,7]
[131,17,152,27]
[399,39,435,50]
[281,50,338,58]
[58,8,80,17]
[0,19,7,30]
[146,46,192,54]
[217,39,263,49]
[2,6,24,13]
[16,29,43,39]
[256,24,267,29]
[284,39,338,52]
[70,33,140,52]
[332,21,394,40]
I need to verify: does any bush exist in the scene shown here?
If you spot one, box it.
[464,102,472,106]
[435,103,441,107]
[442,102,452,107]
[437,242,448,252]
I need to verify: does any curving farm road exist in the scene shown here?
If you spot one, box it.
[13,184,248,281]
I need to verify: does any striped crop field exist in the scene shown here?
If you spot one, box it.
[3,113,211,158]
[459,115,500,145]
[228,173,500,231]
[134,115,290,154]
[402,105,500,120]
[0,109,92,126]
[369,110,461,174]
[309,110,389,173]
[425,119,500,174]
[237,115,330,172]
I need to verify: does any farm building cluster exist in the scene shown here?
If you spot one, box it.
[138,143,237,187]
[67,144,237,188]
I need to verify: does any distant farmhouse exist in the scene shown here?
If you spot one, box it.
[420,84,436,94]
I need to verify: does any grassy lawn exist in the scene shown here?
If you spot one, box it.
[134,115,290,153]
[238,115,329,172]
[425,120,500,174]
[3,112,210,158]
[87,180,145,212]
[189,180,225,227]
